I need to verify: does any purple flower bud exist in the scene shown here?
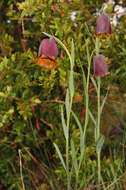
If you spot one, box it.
[93,54,109,77]
[96,14,112,35]
[38,38,58,58]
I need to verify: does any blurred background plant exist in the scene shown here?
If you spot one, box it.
[0,0,126,189]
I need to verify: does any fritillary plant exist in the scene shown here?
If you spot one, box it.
[43,11,112,190]
[1,1,126,189]
[94,13,112,187]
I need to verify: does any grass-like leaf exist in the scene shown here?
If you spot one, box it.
[53,143,67,171]
[61,106,68,140]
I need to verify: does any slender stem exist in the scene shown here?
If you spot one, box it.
[95,37,102,186]
[66,97,73,190]
[82,46,95,150]
[98,151,101,186]
[83,41,91,140]
[78,42,91,171]
[97,77,101,185]
[82,64,90,148]
[95,37,100,55]
[66,139,70,190]
[66,56,74,190]
[66,115,70,190]
[97,77,101,140]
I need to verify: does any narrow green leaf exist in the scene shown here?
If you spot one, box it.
[61,106,68,140]
[71,39,75,68]
[69,71,74,99]
[91,76,98,91]
[88,109,96,125]
[71,140,78,174]
[53,143,66,171]
[80,66,87,97]
[100,88,109,113]
[69,40,75,98]
[65,89,70,120]
[96,135,105,153]
[71,111,83,151]
[72,111,83,134]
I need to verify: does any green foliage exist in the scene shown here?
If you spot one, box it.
[0,0,126,189]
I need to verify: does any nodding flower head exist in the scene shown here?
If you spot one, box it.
[93,54,109,77]
[96,14,112,36]
[38,38,58,58]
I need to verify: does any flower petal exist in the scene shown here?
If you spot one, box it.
[96,14,112,35]
[38,38,58,58]
[93,54,109,77]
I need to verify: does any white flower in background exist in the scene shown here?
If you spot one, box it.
[111,15,118,26]
[114,5,126,18]
[111,4,126,26]
[7,20,11,23]
[70,11,77,21]
[100,0,126,27]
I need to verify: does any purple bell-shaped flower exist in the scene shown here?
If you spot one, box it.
[96,14,112,35]
[38,38,58,58]
[93,54,109,77]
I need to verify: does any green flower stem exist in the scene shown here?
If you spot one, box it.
[66,99,72,190]
[97,77,101,140]
[78,41,91,171]
[97,76,101,185]
[95,37,102,186]
[95,37,100,55]
[83,41,91,142]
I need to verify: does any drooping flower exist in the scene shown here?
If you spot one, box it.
[96,14,112,35]
[37,37,58,69]
[93,54,109,77]
[38,38,58,58]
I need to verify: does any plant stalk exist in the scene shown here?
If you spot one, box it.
[97,77,101,185]
[95,37,102,187]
